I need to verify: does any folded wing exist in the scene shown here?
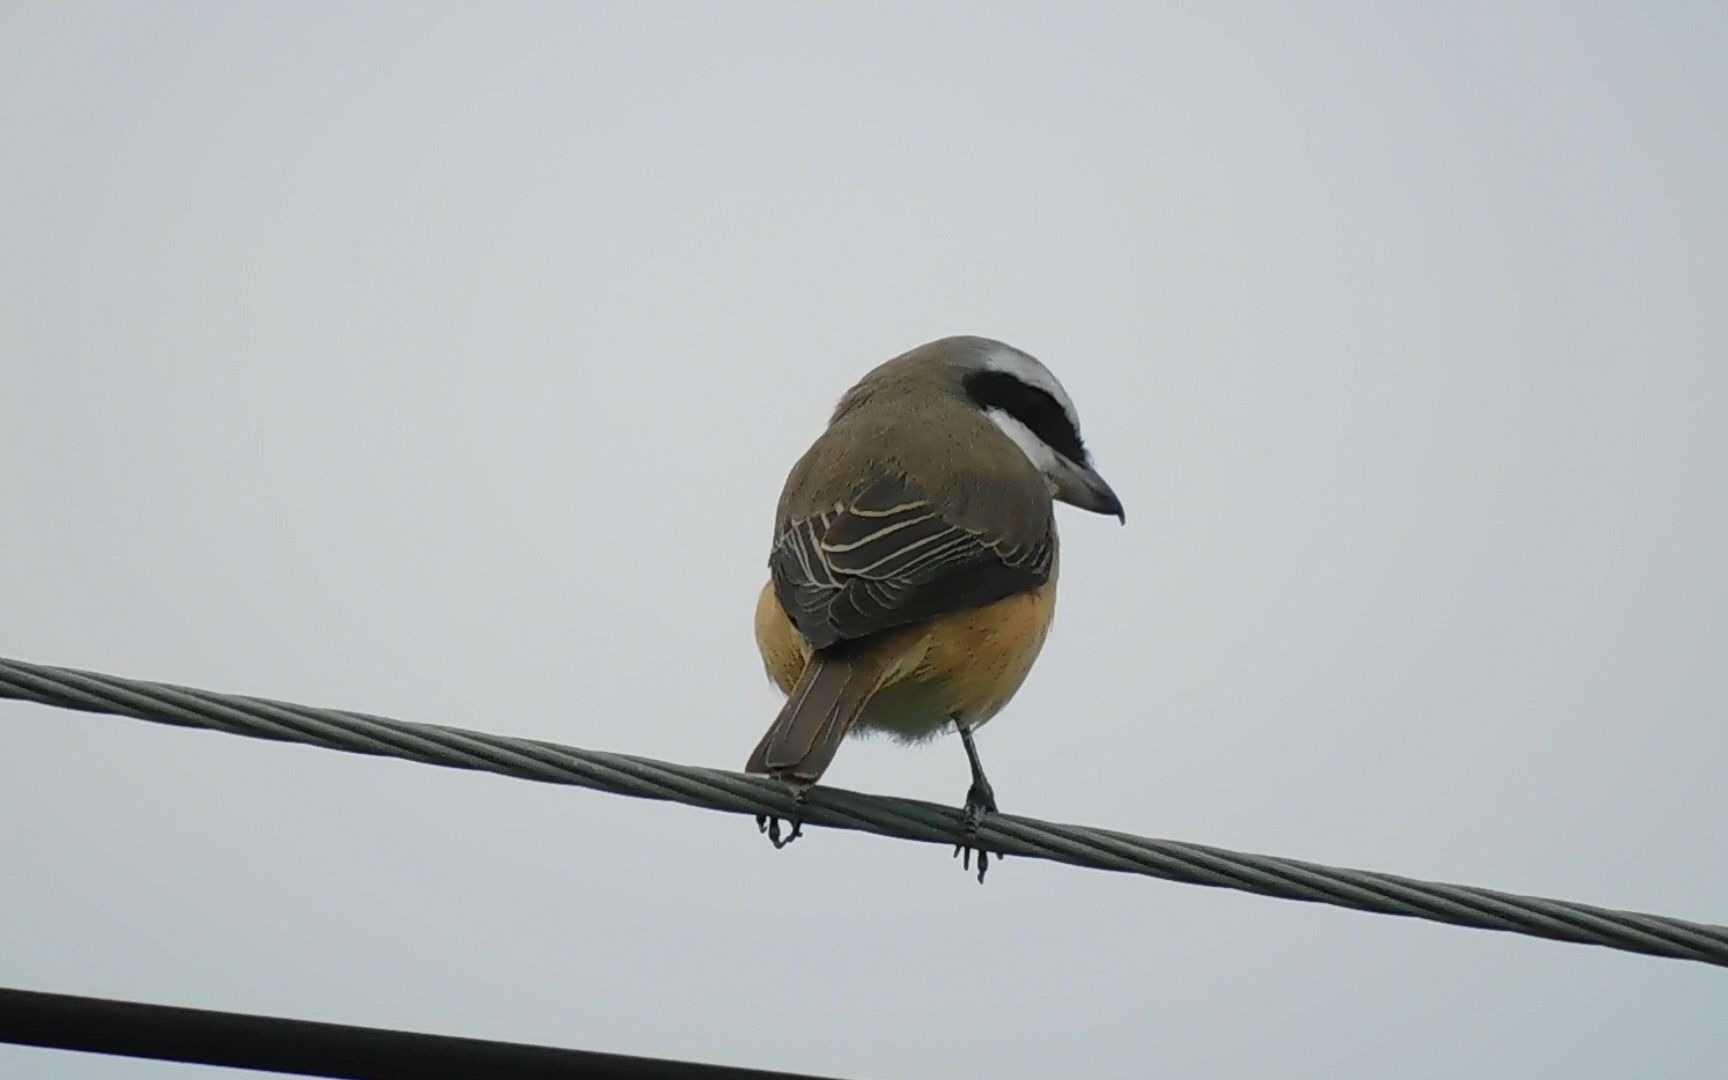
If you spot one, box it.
[770,472,1053,650]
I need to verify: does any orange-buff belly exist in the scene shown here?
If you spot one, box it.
[753,578,1058,743]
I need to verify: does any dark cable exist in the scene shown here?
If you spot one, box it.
[3,655,1725,969]
[0,986,836,1079]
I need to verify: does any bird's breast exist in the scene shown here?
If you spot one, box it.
[753,577,1059,744]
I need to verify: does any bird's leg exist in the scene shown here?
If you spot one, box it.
[953,725,1001,883]
[755,783,806,849]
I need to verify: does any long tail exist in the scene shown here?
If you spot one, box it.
[745,648,889,783]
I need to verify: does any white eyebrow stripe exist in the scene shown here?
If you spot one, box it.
[979,341,1079,425]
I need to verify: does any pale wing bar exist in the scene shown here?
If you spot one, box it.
[770,473,1053,649]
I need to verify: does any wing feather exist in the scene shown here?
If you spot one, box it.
[770,472,1053,649]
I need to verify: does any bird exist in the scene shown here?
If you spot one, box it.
[745,335,1122,879]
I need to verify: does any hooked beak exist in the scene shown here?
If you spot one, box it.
[1052,459,1125,523]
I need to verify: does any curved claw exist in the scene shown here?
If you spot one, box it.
[761,814,804,849]
[953,778,1001,883]
[755,787,808,850]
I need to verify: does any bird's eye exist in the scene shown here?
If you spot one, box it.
[962,371,1086,463]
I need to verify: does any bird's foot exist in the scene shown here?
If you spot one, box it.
[755,787,806,849]
[756,813,804,849]
[952,777,1001,883]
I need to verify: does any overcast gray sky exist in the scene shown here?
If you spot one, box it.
[4,3,1726,1078]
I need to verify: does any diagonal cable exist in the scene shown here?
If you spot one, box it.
[2,655,1724,968]
[0,986,837,1080]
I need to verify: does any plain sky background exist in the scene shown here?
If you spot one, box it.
[3,3,1726,1077]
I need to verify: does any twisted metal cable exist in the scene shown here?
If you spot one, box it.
[4,655,1725,969]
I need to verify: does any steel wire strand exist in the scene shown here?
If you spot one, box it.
[3,655,1725,968]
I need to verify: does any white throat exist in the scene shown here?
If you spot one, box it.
[984,407,1063,491]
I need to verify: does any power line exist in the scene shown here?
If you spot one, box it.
[0,986,838,1079]
[3,655,1726,969]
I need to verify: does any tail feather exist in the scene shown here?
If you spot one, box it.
[746,650,887,783]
